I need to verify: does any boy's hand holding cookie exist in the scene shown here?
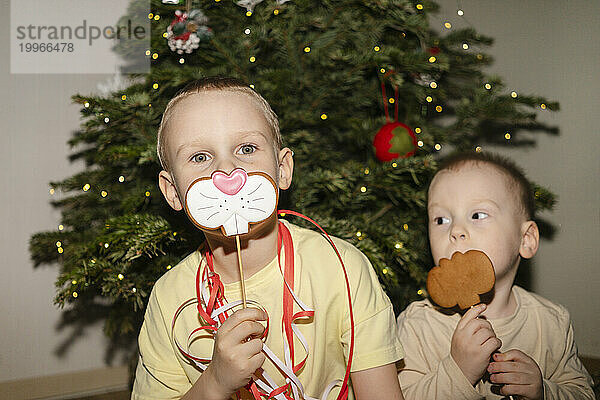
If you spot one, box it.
[451,304,502,386]
[488,350,543,400]
[201,307,267,399]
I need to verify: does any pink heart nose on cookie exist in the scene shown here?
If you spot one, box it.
[212,169,248,195]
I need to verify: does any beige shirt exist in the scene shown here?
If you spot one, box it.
[132,221,403,399]
[397,286,594,399]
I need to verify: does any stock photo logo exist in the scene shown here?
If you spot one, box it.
[10,0,150,74]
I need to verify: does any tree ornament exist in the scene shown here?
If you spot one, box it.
[166,9,212,54]
[373,121,417,162]
[373,73,417,162]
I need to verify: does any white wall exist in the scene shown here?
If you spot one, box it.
[0,0,130,383]
[1,0,598,385]
[434,0,600,357]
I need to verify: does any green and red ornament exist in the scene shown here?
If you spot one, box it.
[166,9,212,54]
[373,121,417,161]
[373,74,417,161]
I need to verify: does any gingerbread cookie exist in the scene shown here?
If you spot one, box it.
[426,250,495,310]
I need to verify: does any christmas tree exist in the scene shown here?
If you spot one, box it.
[30,0,557,359]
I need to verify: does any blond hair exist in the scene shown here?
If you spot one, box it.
[156,77,282,171]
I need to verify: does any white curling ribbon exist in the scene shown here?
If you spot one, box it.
[173,270,341,400]
[185,169,278,237]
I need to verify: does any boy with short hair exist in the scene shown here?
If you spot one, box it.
[131,77,405,400]
[397,152,594,399]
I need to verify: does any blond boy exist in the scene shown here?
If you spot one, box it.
[397,152,594,399]
[131,77,405,400]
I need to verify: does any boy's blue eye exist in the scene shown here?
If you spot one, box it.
[472,212,489,220]
[191,153,208,163]
[435,217,450,225]
[239,144,256,155]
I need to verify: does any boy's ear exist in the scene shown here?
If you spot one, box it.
[519,220,539,259]
[277,147,294,190]
[158,170,183,211]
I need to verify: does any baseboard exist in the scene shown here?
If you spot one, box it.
[1,366,129,400]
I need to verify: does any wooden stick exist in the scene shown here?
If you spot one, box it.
[235,235,247,308]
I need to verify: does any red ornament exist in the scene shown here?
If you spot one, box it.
[373,122,417,162]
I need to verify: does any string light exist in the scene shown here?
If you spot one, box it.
[476,53,483,60]
[118,273,124,280]
[273,9,280,15]
[356,231,362,237]
[179,58,185,64]
[380,68,386,73]
[382,268,389,274]
[153,83,159,89]
[145,191,151,197]
[72,292,78,298]
[132,287,137,293]
[389,98,395,104]
[246,11,252,17]
[58,224,64,231]
[457,9,464,16]
[394,242,403,249]
[121,95,126,100]
[154,14,160,21]
[56,241,61,247]
[373,46,380,52]
[475,146,483,152]
[429,82,437,89]
[104,117,110,123]
[320,113,328,120]
[511,91,518,98]
[101,190,108,198]
[444,22,452,29]
[434,143,442,151]
[147,13,153,19]
[49,188,55,195]
[58,247,64,254]
[485,83,492,90]
[303,46,311,53]
[71,280,77,285]
[462,43,469,50]
[426,96,433,102]
[417,289,424,296]
[84,102,90,108]
[104,243,110,248]
[118,175,125,182]
[249,84,255,89]
[392,162,397,168]
[417,140,424,147]
[416,3,423,10]
[403,223,409,231]
[244,28,251,34]
[166,265,172,270]
[162,33,167,38]
[152,53,159,60]
[505,132,511,140]
[146,50,151,56]
[415,127,422,134]
[360,186,367,193]
[540,103,547,109]
[428,56,436,63]
[83,184,90,192]
[435,105,443,112]
[364,168,370,175]
[249,56,256,62]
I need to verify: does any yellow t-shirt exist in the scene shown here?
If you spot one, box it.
[132,220,403,399]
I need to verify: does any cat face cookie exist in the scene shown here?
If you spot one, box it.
[426,250,495,310]
[184,168,278,236]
